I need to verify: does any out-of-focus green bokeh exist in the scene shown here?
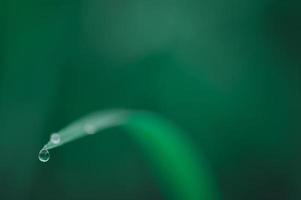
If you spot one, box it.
[1,0,301,199]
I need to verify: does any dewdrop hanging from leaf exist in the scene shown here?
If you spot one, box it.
[38,110,219,200]
[38,110,128,161]
[38,149,50,162]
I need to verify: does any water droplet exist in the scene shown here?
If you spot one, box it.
[39,149,50,162]
[84,124,96,134]
[50,133,61,144]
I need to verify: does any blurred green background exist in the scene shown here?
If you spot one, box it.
[1,0,301,199]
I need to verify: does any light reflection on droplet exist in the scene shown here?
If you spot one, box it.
[50,133,61,144]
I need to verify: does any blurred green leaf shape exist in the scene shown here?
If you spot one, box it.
[40,110,219,200]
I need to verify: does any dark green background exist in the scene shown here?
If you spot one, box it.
[1,0,301,199]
